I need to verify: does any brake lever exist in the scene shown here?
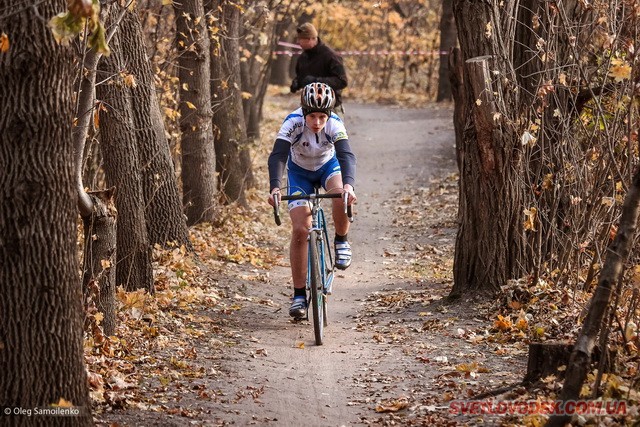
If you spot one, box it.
[273,192,282,226]
[343,192,354,223]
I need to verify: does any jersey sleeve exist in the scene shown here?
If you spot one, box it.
[335,139,356,188]
[268,139,290,191]
[328,115,348,143]
[327,116,355,187]
[276,111,304,143]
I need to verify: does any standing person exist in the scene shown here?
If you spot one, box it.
[268,83,357,319]
[290,23,348,113]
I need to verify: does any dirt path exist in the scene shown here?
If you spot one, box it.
[97,100,526,427]
[93,97,632,427]
[204,102,460,426]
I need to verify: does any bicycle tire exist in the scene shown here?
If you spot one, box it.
[323,292,328,327]
[319,209,335,295]
[319,209,334,267]
[309,232,324,345]
[319,218,331,326]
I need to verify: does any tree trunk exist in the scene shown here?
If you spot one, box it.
[227,4,255,190]
[73,43,102,218]
[448,47,464,170]
[175,0,217,225]
[209,0,253,205]
[451,1,527,296]
[97,9,154,293]
[271,51,292,86]
[269,18,293,86]
[240,59,260,139]
[82,189,117,337]
[546,166,640,427]
[240,2,287,142]
[523,342,573,384]
[524,341,613,386]
[0,1,92,422]
[436,0,456,102]
[120,10,191,247]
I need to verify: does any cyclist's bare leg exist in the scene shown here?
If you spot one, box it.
[289,205,312,290]
[326,174,349,236]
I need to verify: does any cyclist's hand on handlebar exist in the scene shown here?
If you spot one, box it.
[268,188,280,207]
[343,184,357,205]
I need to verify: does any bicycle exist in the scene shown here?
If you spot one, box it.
[273,186,353,345]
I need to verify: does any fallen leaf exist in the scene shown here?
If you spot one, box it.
[494,315,512,331]
[375,397,409,413]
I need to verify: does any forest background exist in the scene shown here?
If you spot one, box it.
[1,0,639,426]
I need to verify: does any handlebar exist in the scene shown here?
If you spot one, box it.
[273,191,353,226]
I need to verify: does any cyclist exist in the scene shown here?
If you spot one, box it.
[267,82,357,319]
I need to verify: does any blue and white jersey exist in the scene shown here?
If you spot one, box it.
[276,107,348,172]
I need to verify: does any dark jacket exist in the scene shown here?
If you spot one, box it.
[290,38,348,106]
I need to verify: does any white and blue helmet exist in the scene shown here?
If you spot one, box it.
[301,82,336,116]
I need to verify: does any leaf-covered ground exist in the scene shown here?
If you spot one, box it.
[350,178,638,426]
[91,92,638,426]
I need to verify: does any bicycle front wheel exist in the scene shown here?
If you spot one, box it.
[309,232,324,345]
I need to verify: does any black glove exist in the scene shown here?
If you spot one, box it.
[290,78,299,93]
[301,75,317,86]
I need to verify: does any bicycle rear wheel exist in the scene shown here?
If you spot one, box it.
[309,232,324,345]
